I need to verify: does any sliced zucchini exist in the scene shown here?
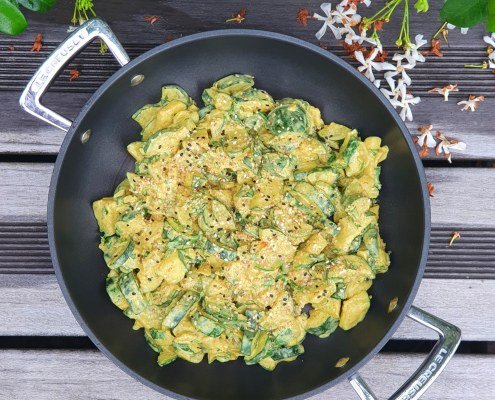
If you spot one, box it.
[267,100,308,135]
[213,74,255,95]
[93,197,120,236]
[105,271,129,310]
[118,272,147,314]
[155,250,188,284]
[143,127,189,157]
[132,103,161,129]
[162,291,200,329]
[293,182,334,218]
[101,236,136,271]
[191,312,224,337]
[307,316,339,338]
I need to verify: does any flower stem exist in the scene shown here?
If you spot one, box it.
[433,22,448,39]
[464,62,488,69]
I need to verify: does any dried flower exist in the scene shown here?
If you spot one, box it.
[449,231,460,246]
[427,181,434,197]
[69,69,80,81]
[7,45,15,51]
[435,131,466,163]
[342,40,365,58]
[457,95,484,112]
[417,125,437,148]
[422,38,443,57]
[226,8,246,24]
[428,84,459,101]
[144,15,160,25]
[297,8,311,26]
[31,34,43,52]
[374,19,385,30]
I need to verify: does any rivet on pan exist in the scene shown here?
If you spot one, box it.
[81,129,91,144]
[130,74,145,86]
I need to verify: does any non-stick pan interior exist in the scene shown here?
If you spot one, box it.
[49,31,428,400]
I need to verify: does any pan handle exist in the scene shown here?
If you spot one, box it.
[19,19,130,132]
[349,306,461,400]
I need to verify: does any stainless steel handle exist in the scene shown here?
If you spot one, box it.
[19,19,130,132]
[349,306,461,400]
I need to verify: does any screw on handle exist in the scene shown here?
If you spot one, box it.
[349,306,461,400]
[19,19,130,132]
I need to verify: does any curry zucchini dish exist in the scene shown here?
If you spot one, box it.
[93,74,390,370]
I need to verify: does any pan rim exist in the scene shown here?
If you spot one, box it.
[47,28,431,400]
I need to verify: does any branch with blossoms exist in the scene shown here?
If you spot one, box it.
[302,0,474,162]
[311,0,431,122]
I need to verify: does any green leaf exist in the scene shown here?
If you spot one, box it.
[414,0,429,13]
[487,0,495,31]
[18,0,55,12]
[440,0,488,28]
[0,0,27,35]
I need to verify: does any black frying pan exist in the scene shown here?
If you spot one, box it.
[20,19,461,400]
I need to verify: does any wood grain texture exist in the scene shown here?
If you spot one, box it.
[0,349,493,400]
[2,90,494,159]
[5,0,488,46]
[1,274,493,340]
[2,223,494,279]
[1,163,494,226]
[1,2,494,158]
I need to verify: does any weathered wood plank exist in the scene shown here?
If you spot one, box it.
[6,0,488,47]
[0,349,492,400]
[2,224,494,279]
[1,163,494,227]
[1,274,493,340]
[1,90,493,159]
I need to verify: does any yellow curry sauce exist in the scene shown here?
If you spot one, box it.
[93,74,390,370]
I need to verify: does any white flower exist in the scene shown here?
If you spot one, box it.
[385,58,414,87]
[447,23,469,34]
[381,79,420,121]
[395,92,421,122]
[457,95,485,112]
[394,34,427,65]
[314,3,338,40]
[417,125,437,148]
[350,29,382,50]
[334,1,361,27]
[435,132,466,163]
[355,48,395,82]
[428,84,459,101]
[380,77,403,100]
[484,33,495,47]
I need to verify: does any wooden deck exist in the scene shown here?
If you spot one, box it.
[0,1,494,399]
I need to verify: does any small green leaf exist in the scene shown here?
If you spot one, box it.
[0,0,27,35]
[18,0,55,12]
[487,0,495,31]
[440,0,488,28]
[414,0,429,13]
